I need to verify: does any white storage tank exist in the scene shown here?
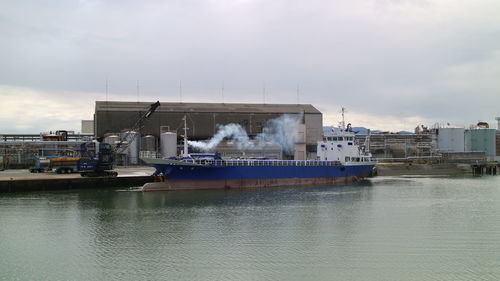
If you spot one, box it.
[122,131,140,164]
[437,128,465,153]
[160,132,177,158]
[141,135,156,152]
[294,123,306,160]
[103,135,120,146]
[465,128,497,161]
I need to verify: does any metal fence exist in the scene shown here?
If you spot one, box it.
[187,159,345,167]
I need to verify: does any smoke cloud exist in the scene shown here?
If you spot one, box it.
[188,114,303,154]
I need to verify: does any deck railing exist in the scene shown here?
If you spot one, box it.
[183,159,344,167]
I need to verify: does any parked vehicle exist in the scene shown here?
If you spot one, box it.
[50,157,81,174]
[29,156,80,173]
[29,156,61,173]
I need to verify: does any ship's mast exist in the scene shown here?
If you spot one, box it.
[183,115,189,157]
[340,107,346,129]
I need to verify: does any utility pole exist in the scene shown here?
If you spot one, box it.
[222,81,225,104]
[182,115,189,157]
[136,80,140,102]
[105,76,109,102]
[179,80,183,103]
[262,82,266,104]
[296,83,300,104]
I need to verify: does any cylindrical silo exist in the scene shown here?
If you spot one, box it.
[104,135,120,146]
[141,135,156,152]
[121,131,140,164]
[465,128,497,161]
[437,128,464,152]
[160,132,177,158]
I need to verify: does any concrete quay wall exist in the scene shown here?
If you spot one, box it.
[375,163,498,176]
[0,176,153,193]
[0,167,155,193]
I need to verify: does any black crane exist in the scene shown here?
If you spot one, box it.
[79,101,161,177]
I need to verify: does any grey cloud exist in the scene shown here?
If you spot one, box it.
[0,0,499,132]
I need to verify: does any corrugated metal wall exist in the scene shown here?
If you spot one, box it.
[465,129,497,160]
[437,128,465,153]
[94,102,323,147]
[496,131,500,156]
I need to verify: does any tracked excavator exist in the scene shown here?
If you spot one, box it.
[79,101,160,177]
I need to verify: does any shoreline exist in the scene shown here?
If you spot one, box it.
[0,166,155,193]
[374,162,498,176]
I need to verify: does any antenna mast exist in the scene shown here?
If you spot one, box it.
[341,107,346,129]
[179,80,183,103]
[105,76,108,102]
[296,83,300,104]
[222,81,225,103]
[136,80,140,102]
[183,115,189,157]
[262,82,266,104]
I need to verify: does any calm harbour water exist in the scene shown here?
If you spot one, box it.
[1,176,500,281]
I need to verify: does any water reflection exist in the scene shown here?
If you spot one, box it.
[2,177,500,281]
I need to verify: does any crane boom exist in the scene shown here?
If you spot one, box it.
[79,101,161,177]
[116,101,161,153]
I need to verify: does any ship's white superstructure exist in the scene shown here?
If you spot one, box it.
[317,124,372,164]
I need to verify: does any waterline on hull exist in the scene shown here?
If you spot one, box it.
[142,175,367,191]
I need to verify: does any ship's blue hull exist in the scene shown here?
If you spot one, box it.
[143,160,375,191]
[154,163,374,180]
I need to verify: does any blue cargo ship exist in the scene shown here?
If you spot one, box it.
[141,120,375,191]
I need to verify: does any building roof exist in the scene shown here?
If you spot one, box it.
[95,101,321,114]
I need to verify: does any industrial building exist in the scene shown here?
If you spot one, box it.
[359,133,434,159]
[359,123,499,163]
[497,131,500,159]
[1,101,321,168]
[94,101,323,157]
[436,128,465,153]
[0,132,92,169]
[81,120,94,134]
[465,128,498,161]
[2,101,499,169]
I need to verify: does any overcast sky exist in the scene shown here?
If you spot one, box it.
[1,0,499,133]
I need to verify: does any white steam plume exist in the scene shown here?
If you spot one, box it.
[187,123,251,151]
[188,113,303,154]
